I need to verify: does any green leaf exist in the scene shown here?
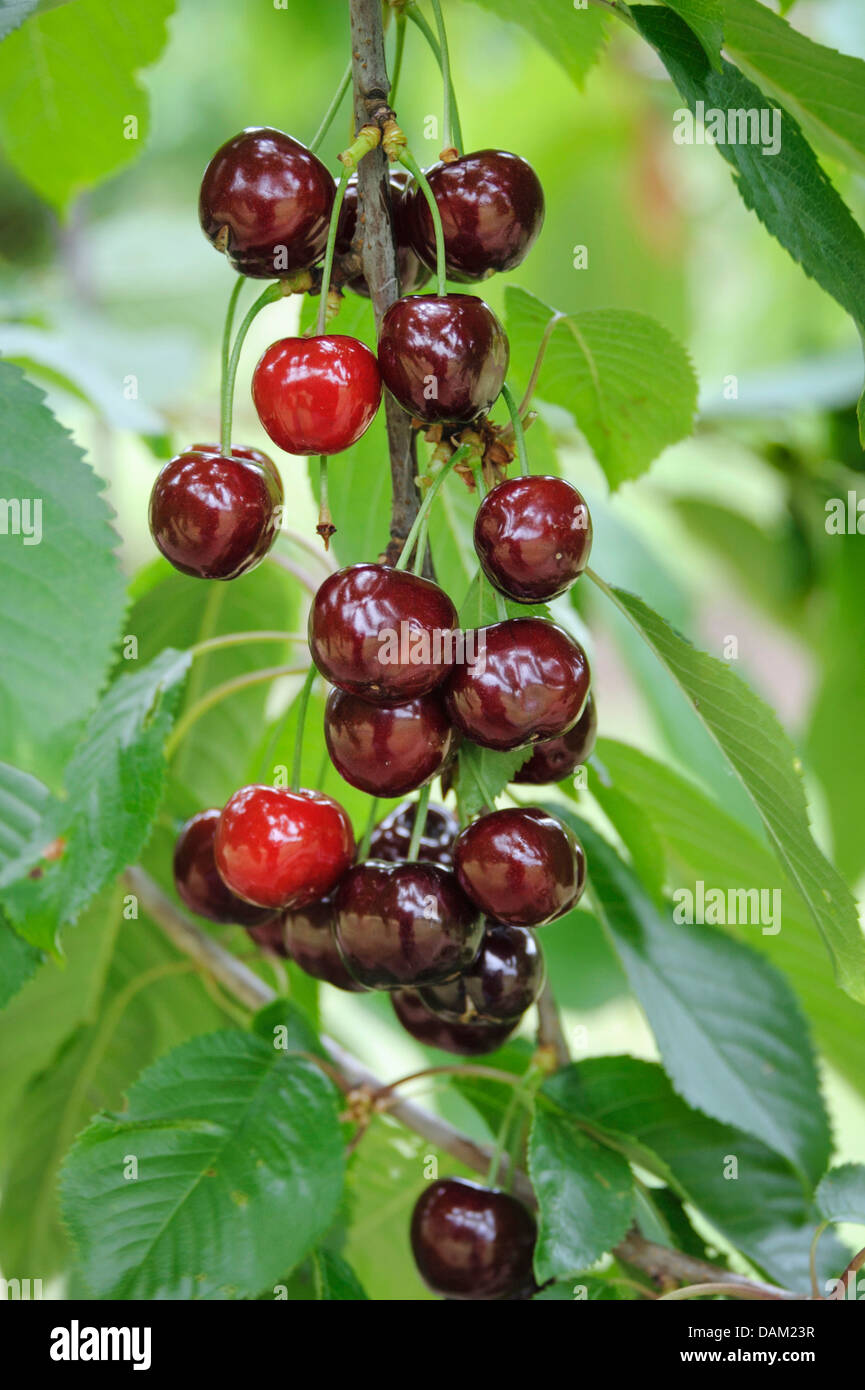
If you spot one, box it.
[0,0,175,210]
[590,579,865,1004]
[583,761,667,906]
[0,0,39,40]
[561,813,830,1186]
[464,0,608,89]
[251,997,324,1058]
[663,0,724,68]
[817,1165,865,1227]
[0,648,190,950]
[720,0,865,173]
[529,1105,634,1281]
[631,5,865,443]
[0,364,125,772]
[0,762,49,1004]
[455,740,533,823]
[61,1031,345,1299]
[534,1273,632,1300]
[313,1248,369,1301]
[505,287,698,489]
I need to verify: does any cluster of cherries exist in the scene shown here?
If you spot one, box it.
[158,120,599,1300]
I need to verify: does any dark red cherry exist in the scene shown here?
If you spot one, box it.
[173,810,277,928]
[368,801,459,868]
[336,170,431,297]
[309,563,458,704]
[408,150,545,282]
[246,918,290,957]
[149,448,283,580]
[325,687,454,798]
[454,807,585,927]
[334,860,483,989]
[215,785,355,911]
[420,920,544,1023]
[377,294,508,425]
[192,441,281,492]
[252,334,381,456]
[282,893,365,992]
[392,988,517,1056]
[514,693,598,784]
[474,475,592,602]
[445,618,590,751]
[199,127,335,278]
[411,1177,536,1300]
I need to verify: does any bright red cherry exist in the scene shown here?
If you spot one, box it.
[334,861,483,989]
[336,170,430,297]
[282,894,365,992]
[252,334,382,456]
[392,988,518,1056]
[408,150,545,281]
[215,785,355,911]
[325,687,455,797]
[172,810,277,928]
[377,294,508,425]
[514,693,598,785]
[421,921,544,1023]
[149,447,283,580]
[411,1178,537,1300]
[445,618,590,751]
[199,127,334,278]
[368,801,459,867]
[454,807,586,927]
[309,563,458,704]
[474,475,592,602]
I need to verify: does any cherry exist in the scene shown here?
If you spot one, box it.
[282,893,366,992]
[192,441,281,491]
[325,687,454,798]
[514,693,598,785]
[334,860,483,989]
[215,784,354,911]
[252,334,381,456]
[474,475,592,602]
[377,294,508,425]
[411,1177,536,1300]
[368,801,459,867]
[445,618,590,751]
[408,150,545,282]
[336,170,430,298]
[246,918,291,957]
[309,563,458,704]
[454,807,586,927]
[172,809,277,928]
[420,920,544,1023]
[149,447,283,580]
[392,988,518,1056]
[199,127,334,278]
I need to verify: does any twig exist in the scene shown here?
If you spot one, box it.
[536,979,570,1069]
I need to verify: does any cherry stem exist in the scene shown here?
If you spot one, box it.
[316,166,352,335]
[357,796,380,859]
[220,275,246,453]
[222,281,284,453]
[390,11,407,107]
[279,528,335,571]
[375,1061,524,1108]
[309,59,353,154]
[429,0,460,154]
[290,665,318,791]
[394,443,473,572]
[518,311,565,416]
[165,664,308,760]
[188,631,304,661]
[472,465,507,621]
[500,382,530,477]
[268,551,319,595]
[406,782,432,860]
[404,4,464,151]
[658,1282,784,1303]
[399,149,446,295]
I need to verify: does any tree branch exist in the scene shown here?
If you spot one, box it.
[535,978,570,1069]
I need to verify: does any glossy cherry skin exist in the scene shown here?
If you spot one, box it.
[454,807,586,927]
[411,1178,537,1300]
[445,618,590,751]
[309,563,458,704]
[149,448,283,580]
[474,475,592,602]
[368,801,458,868]
[215,785,355,911]
[172,810,277,927]
[246,918,291,957]
[336,170,430,297]
[252,335,382,456]
[199,127,334,278]
[421,920,544,1024]
[334,861,483,990]
[408,150,545,282]
[192,441,281,492]
[282,894,365,992]
[514,693,598,785]
[378,294,509,425]
[392,988,517,1056]
[325,687,454,798]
